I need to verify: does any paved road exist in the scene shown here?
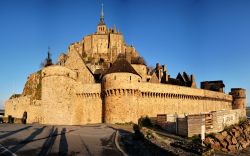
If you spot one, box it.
[0,124,122,156]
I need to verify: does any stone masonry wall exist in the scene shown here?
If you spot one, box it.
[138,82,232,118]
[131,64,147,82]
[65,45,95,84]
[103,73,142,123]
[73,83,102,124]
[103,75,233,124]
[41,66,77,125]
[4,96,31,119]
[4,96,42,123]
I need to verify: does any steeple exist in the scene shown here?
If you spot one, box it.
[97,3,107,34]
[99,3,105,25]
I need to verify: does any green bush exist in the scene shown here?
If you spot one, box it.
[239,117,247,125]
[190,134,202,144]
[138,116,152,128]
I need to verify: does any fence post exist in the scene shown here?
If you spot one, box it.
[201,117,206,146]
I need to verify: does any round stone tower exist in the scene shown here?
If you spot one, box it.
[102,57,142,124]
[41,66,77,125]
[230,88,246,117]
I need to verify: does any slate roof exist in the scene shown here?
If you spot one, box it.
[104,57,141,77]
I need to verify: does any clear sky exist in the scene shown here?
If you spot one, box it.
[0,0,249,109]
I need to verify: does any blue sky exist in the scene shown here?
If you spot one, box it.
[0,0,249,109]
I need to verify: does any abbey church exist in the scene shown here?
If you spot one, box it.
[5,5,246,135]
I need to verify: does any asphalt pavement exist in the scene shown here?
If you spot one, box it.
[0,123,122,156]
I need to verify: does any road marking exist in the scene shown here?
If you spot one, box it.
[0,144,17,156]
[115,130,128,156]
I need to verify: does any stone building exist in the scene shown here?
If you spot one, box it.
[4,5,246,131]
[201,80,225,93]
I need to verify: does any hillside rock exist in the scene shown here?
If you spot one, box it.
[22,70,42,100]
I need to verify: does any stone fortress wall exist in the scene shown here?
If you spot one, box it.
[4,42,246,126]
[74,83,102,125]
[40,65,102,125]
[4,6,246,129]
[102,72,234,124]
[5,67,239,125]
[4,96,42,123]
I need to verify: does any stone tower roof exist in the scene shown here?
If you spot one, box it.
[104,57,141,77]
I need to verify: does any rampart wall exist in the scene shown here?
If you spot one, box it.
[4,68,242,126]
[103,75,233,124]
[74,83,102,124]
[5,96,31,119]
[138,83,232,118]
[4,96,42,123]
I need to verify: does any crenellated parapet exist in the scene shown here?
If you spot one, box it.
[103,89,141,97]
[76,93,101,98]
[140,91,232,102]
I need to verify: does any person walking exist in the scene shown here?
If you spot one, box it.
[22,111,27,124]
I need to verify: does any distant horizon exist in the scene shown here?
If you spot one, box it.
[0,0,250,109]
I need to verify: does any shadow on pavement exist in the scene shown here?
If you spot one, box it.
[59,128,68,156]
[80,136,92,156]
[8,126,46,153]
[0,126,32,139]
[101,131,122,156]
[38,127,58,156]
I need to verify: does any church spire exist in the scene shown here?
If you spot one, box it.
[100,3,105,24]
[97,3,106,34]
